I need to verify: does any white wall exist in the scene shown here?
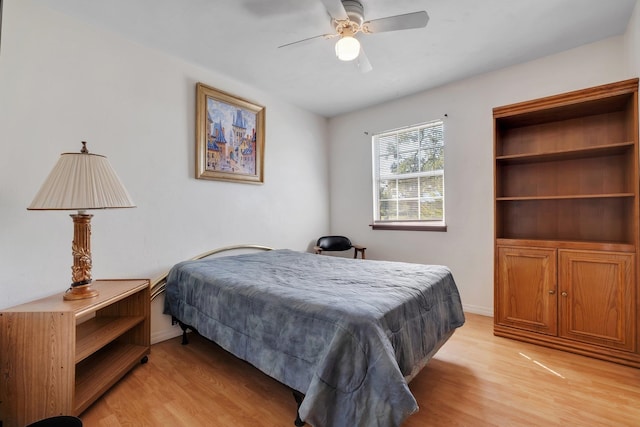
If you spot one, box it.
[626,0,640,76]
[0,0,330,342]
[327,35,633,316]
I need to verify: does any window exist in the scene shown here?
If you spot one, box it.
[371,120,446,231]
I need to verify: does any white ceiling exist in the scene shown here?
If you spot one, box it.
[38,0,637,118]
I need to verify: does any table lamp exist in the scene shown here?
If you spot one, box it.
[27,142,135,300]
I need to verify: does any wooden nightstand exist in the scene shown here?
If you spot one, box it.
[0,279,150,427]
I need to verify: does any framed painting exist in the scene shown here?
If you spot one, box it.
[196,82,265,184]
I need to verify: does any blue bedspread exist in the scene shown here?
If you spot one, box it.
[164,249,464,427]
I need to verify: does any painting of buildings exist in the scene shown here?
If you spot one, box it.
[206,98,257,175]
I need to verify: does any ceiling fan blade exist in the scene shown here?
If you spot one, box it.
[363,11,429,33]
[356,47,373,73]
[320,0,348,21]
[278,33,336,49]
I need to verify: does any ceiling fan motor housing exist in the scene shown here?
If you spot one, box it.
[342,0,365,27]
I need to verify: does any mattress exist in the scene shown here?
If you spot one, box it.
[164,249,465,427]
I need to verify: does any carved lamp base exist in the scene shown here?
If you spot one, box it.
[64,283,100,300]
[64,212,99,300]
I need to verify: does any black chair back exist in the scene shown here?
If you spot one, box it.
[316,235,352,251]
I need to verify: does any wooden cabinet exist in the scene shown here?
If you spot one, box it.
[0,279,150,427]
[496,246,557,336]
[558,250,634,351]
[493,78,640,367]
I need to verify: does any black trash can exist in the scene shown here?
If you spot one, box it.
[25,416,83,427]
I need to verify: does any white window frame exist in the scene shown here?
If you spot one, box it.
[371,120,446,232]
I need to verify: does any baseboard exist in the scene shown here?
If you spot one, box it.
[151,325,183,345]
[462,304,493,317]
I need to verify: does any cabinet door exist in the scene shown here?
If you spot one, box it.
[558,250,635,351]
[496,246,557,335]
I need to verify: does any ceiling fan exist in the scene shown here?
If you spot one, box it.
[278,0,429,73]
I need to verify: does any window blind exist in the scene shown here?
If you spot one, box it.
[373,120,444,224]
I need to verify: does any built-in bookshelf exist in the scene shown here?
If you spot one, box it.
[493,78,640,367]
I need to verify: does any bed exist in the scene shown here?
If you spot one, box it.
[155,246,465,427]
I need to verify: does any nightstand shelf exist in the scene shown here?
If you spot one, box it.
[76,315,146,362]
[75,341,149,414]
[0,279,150,427]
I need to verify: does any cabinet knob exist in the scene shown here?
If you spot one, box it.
[548,290,556,295]
[561,291,568,297]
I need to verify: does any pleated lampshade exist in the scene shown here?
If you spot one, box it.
[27,142,135,300]
[28,144,135,210]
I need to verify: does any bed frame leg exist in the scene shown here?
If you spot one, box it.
[180,321,191,345]
[292,390,306,426]
[172,317,192,345]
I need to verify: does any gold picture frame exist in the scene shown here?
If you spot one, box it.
[195,82,265,184]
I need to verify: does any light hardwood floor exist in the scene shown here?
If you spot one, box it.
[81,313,640,426]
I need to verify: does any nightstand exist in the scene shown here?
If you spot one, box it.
[0,279,150,427]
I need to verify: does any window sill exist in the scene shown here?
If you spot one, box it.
[369,222,447,232]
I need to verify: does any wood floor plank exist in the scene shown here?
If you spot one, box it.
[81,313,640,426]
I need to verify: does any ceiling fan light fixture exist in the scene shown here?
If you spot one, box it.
[335,36,360,61]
